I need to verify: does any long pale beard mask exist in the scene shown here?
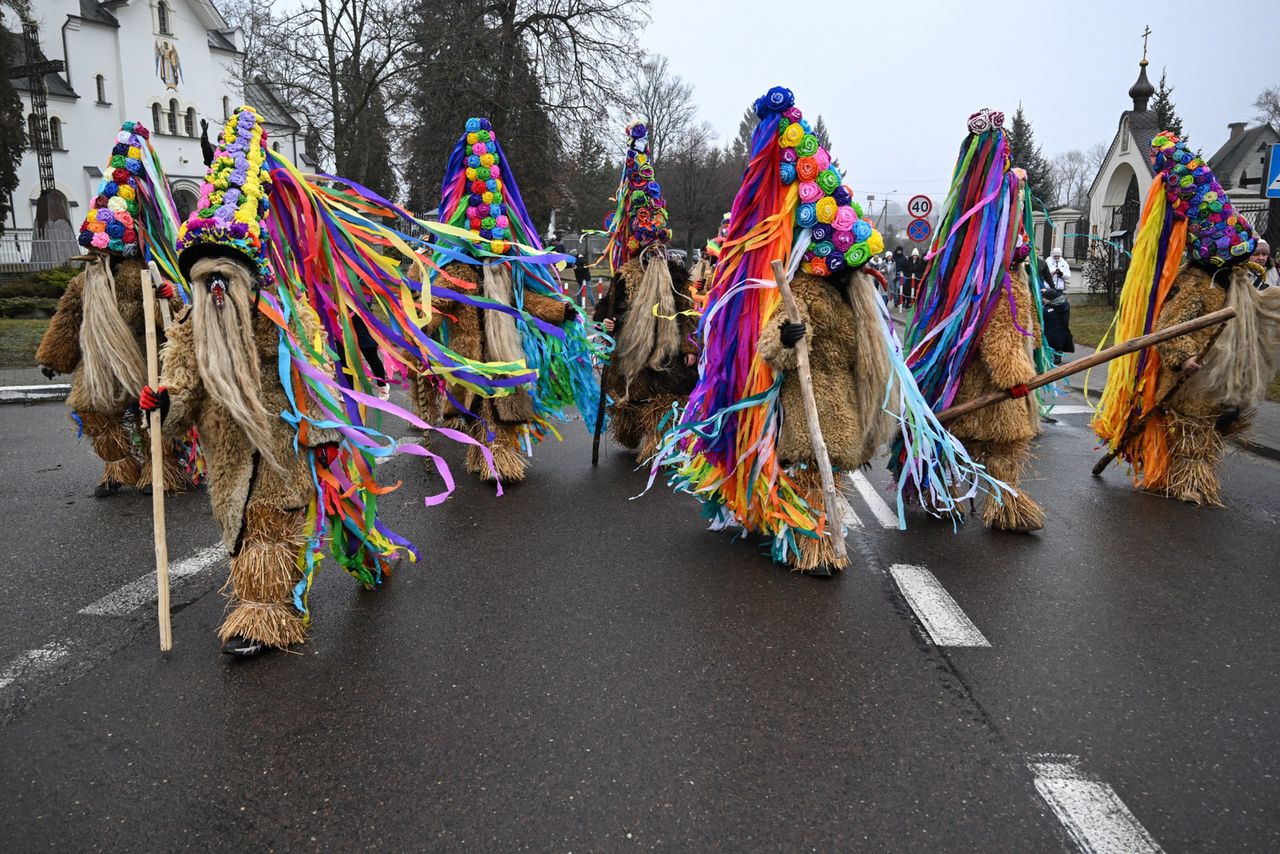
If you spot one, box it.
[845,269,898,460]
[1185,266,1280,411]
[481,263,527,365]
[188,255,282,471]
[615,248,681,394]
[79,255,147,412]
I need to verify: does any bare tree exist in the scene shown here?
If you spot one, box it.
[1254,85,1280,132]
[1085,141,1108,172]
[1052,149,1090,209]
[620,53,696,164]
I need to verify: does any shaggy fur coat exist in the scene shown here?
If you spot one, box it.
[1154,264,1227,417]
[947,272,1041,444]
[417,261,571,426]
[593,258,699,403]
[159,307,337,554]
[36,259,182,413]
[757,271,894,471]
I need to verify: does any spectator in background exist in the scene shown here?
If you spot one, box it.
[892,246,906,307]
[574,251,594,306]
[881,250,897,306]
[901,248,925,309]
[1046,246,1071,291]
[1250,239,1277,290]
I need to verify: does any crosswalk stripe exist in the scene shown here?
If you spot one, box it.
[889,564,989,647]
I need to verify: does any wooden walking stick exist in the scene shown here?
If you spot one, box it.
[142,261,173,651]
[935,307,1238,425]
[770,260,847,561]
[1091,316,1232,476]
[591,273,621,466]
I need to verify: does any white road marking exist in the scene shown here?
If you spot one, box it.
[80,546,227,617]
[889,564,990,647]
[1047,405,1095,415]
[376,437,422,466]
[1029,755,1163,854]
[0,384,70,402]
[848,470,900,529]
[0,641,71,690]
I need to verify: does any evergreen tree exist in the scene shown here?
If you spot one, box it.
[339,58,397,202]
[1151,68,1185,138]
[812,114,839,172]
[0,32,25,235]
[1006,104,1057,208]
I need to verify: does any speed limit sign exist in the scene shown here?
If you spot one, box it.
[908,194,933,219]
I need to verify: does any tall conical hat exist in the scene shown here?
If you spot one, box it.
[78,120,182,264]
[439,117,543,256]
[176,106,272,283]
[605,121,671,272]
[1151,131,1256,269]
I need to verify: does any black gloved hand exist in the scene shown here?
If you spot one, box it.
[138,385,170,421]
[779,320,807,348]
[562,302,577,323]
[40,365,57,380]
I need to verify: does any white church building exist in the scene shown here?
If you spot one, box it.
[5,0,309,255]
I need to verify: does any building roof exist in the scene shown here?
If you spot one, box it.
[1126,109,1160,164]
[1,30,78,99]
[75,0,120,27]
[207,29,239,52]
[245,79,301,132]
[1208,124,1280,189]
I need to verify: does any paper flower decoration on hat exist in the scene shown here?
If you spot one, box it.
[762,97,881,275]
[176,106,273,283]
[1150,131,1256,269]
[604,120,671,272]
[78,121,153,256]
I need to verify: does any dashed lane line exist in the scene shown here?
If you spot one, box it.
[848,470,900,529]
[889,563,990,647]
[1029,755,1163,854]
[0,641,71,690]
[79,546,227,617]
[1047,405,1095,415]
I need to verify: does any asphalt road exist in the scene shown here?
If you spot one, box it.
[0,388,1276,851]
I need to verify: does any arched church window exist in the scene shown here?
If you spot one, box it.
[95,75,106,104]
[185,108,197,137]
[27,113,39,148]
[222,96,230,120]
[48,118,62,150]
[168,99,179,136]
[157,1,172,35]
[152,102,162,133]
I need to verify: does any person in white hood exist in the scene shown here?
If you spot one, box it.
[1046,247,1070,290]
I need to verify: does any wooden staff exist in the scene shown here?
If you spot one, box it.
[142,261,173,651]
[935,306,1238,425]
[1091,316,1232,476]
[591,274,621,466]
[770,260,847,561]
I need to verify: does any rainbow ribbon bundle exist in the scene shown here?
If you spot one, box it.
[1090,130,1255,485]
[432,117,604,435]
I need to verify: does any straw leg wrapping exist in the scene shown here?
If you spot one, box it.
[1160,411,1224,507]
[137,437,194,493]
[78,410,142,488]
[973,438,1045,532]
[217,503,309,649]
[465,421,527,483]
[787,467,851,572]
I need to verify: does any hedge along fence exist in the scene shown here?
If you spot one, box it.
[0,264,78,317]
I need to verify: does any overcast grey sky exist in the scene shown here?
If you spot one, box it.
[640,0,1276,209]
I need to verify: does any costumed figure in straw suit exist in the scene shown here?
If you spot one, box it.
[653,87,1007,575]
[593,121,700,463]
[1094,131,1280,506]
[895,109,1049,533]
[411,117,602,483]
[36,121,196,497]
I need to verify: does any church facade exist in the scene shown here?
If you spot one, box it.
[6,0,308,236]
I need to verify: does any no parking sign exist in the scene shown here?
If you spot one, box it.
[907,218,932,243]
